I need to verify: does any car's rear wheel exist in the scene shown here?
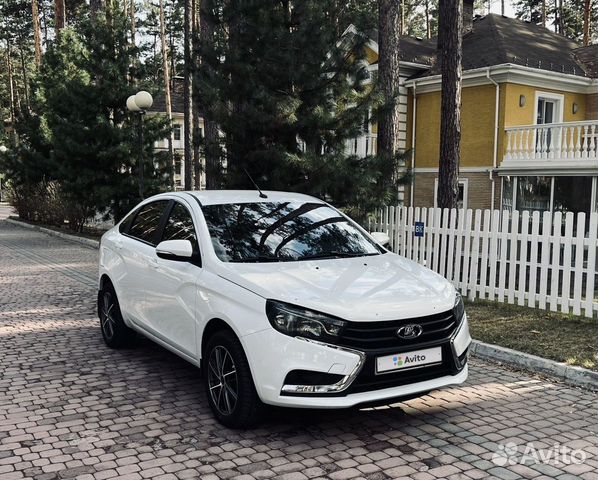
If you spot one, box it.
[98,284,133,348]
[204,330,265,428]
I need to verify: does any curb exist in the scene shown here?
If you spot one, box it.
[4,218,100,249]
[470,340,598,392]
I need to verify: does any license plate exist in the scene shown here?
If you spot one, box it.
[376,347,442,374]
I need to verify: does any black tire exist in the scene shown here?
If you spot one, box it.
[98,283,134,348]
[204,330,265,428]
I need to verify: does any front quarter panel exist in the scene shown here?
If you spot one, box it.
[195,271,270,357]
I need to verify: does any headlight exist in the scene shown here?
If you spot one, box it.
[266,300,347,341]
[453,291,465,321]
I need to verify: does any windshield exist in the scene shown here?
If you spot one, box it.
[201,201,383,262]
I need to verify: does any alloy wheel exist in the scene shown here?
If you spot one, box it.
[207,345,238,416]
[100,291,117,340]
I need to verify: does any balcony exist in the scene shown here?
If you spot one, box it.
[347,133,377,157]
[503,120,598,170]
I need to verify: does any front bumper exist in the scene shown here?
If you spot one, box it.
[243,314,471,408]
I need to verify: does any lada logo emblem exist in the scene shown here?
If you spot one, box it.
[396,324,423,339]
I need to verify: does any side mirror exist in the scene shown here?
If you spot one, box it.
[370,231,390,247]
[156,239,193,261]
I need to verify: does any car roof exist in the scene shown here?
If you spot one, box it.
[179,190,325,206]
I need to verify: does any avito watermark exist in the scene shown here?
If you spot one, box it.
[492,442,587,466]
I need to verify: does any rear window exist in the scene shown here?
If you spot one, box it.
[128,200,169,245]
[119,209,138,234]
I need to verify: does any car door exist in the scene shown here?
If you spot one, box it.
[142,200,200,358]
[120,199,170,327]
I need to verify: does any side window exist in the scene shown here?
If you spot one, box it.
[128,200,169,245]
[119,208,138,234]
[161,202,198,249]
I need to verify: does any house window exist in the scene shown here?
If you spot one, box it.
[553,176,593,216]
[502,176,514,212]
[516,176,551,213]
[501,175,598,220]
[534,92,563,125]
[434,178,468,210]
[173,124,181,141]
[174,154,182,176]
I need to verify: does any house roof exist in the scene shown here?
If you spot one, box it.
[150,77,187,114]
[573,45,598,78]
[425,14,590,77]
[365,30,437,66]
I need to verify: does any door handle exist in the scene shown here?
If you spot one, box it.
[148,258,159,269]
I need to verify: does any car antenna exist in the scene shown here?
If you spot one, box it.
[244,168,268,199]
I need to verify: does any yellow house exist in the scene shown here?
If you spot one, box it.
[399,8,598,216]
[150,77,206,190]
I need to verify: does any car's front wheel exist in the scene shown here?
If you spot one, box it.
[204,330,265,428]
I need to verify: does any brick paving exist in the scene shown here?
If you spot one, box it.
[0,219,597,480]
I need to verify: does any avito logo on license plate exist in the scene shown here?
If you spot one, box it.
[376,346,442,374]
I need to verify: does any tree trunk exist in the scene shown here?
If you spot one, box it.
[399,0,405,35]
[31,0,42,66]
[542,0,546,27]
[437,0,462,209]
[19,45,30,110]
[159,0,175,189]
[192,0,202,190]
[183,0,193,189]
[377,0,401,161]
[169,1,177,83]
[557,0,564,33]
[501,0,505,15]
[54,0,66,37]
[130,0,137,47]
[40,0,49,45]
[200,0,220,189]
[425,0,430,38]
[583,0,591,45]
[5,40,17,143]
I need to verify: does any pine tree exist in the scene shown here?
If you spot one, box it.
[377,0,401,162]
[8,6,170,224]
[437,0,462,209]
[197,0,400,217]
[199,0,221,189]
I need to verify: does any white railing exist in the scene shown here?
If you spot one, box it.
[504,120,598,161]
[347,133,377,157]
[370,206,598,318]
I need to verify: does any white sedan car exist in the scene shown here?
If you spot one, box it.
[98,191,471,428]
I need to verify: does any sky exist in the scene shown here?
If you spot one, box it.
[486,0,516,17]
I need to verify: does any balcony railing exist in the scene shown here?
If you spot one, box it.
[347,133,377,157]
[504,120,598,162]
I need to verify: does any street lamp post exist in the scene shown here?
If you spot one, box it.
[126,91,153,200]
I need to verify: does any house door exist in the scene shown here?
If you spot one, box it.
[537,98,555,125]
[536,98,557,154]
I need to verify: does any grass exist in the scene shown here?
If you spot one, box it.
[465,299,598,371]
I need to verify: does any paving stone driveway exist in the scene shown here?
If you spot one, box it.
[0,220,597,480]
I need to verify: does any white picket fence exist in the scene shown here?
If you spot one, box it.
[369,207,598,318]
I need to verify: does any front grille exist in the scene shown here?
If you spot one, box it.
[347,344,457,394]
[338,309,459,351]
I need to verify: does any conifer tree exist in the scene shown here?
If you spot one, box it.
[5,6,170,224]
[197,0,401,217]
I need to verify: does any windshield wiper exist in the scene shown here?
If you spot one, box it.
[299,251,380,261]
[230,254,282,263]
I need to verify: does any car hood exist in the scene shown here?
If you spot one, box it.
[216,253,455,321]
